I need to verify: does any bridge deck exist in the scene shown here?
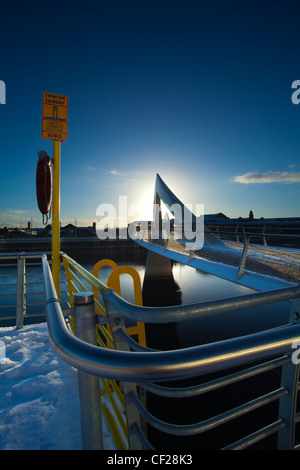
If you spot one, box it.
[135,236,300,291]
[221,241,300,284]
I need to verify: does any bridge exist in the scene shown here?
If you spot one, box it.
[133,173,298,292]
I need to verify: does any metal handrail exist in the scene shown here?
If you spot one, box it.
[61,253,108,296]
[205,220,300,227]
[130,387,288,435]
[205,222,300,244]
[0,253,69,326]
[61,249,300,323]
[139,356,290,398]
[42,254,300,383]
[103,285,300,323]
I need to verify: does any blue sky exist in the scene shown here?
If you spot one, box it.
[0,0,300,228]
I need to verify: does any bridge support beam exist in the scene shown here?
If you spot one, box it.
[142,250,180,352]
[143,250,173,280]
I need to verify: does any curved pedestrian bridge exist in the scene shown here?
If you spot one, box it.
[132,174,298,292]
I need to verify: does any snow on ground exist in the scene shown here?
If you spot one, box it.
[0,323,117,450]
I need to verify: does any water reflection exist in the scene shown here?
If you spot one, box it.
[142,262,291,348]
[0,259,291,343]
[143,275,181,351]
[139,261,291,451]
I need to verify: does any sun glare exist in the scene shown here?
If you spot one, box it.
[139,188,154,220]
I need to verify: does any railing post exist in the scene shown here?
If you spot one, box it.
[16,255,26,329]
[73,292,103,450]
[278,298,300,449]
[236,228,250,280]
[262,225,268,246]
[277,359,299,449]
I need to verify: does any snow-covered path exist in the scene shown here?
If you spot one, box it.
[225,242,300,283]
[0,323,116,450]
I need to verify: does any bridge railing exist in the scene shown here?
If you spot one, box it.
[205,220,300,247]
[41,252,300,450]
[132,220,300,282]
[0,252,69,328]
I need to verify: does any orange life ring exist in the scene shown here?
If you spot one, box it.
[36,150,52,218]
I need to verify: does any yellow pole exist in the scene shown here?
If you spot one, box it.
[52,140,61,300]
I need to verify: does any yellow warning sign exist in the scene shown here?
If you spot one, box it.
[42,92,68,141]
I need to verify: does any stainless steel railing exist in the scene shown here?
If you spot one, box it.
[41,252,300,449]
[205,220,300,247]
[42,253,300,382]
[0,253,46,328]
[0,252,69,328]
[3,250,299,448]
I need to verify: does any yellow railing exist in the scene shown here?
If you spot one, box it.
[92,260,146,347]
[61,252,146,450]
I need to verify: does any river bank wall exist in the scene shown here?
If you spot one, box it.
[0,237,148,264]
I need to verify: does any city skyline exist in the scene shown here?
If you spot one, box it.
[1,1,300,228]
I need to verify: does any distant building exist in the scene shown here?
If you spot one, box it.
[204,213,229,222]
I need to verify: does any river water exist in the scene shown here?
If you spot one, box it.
[0,258,291,341]
[81,259,291,347]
